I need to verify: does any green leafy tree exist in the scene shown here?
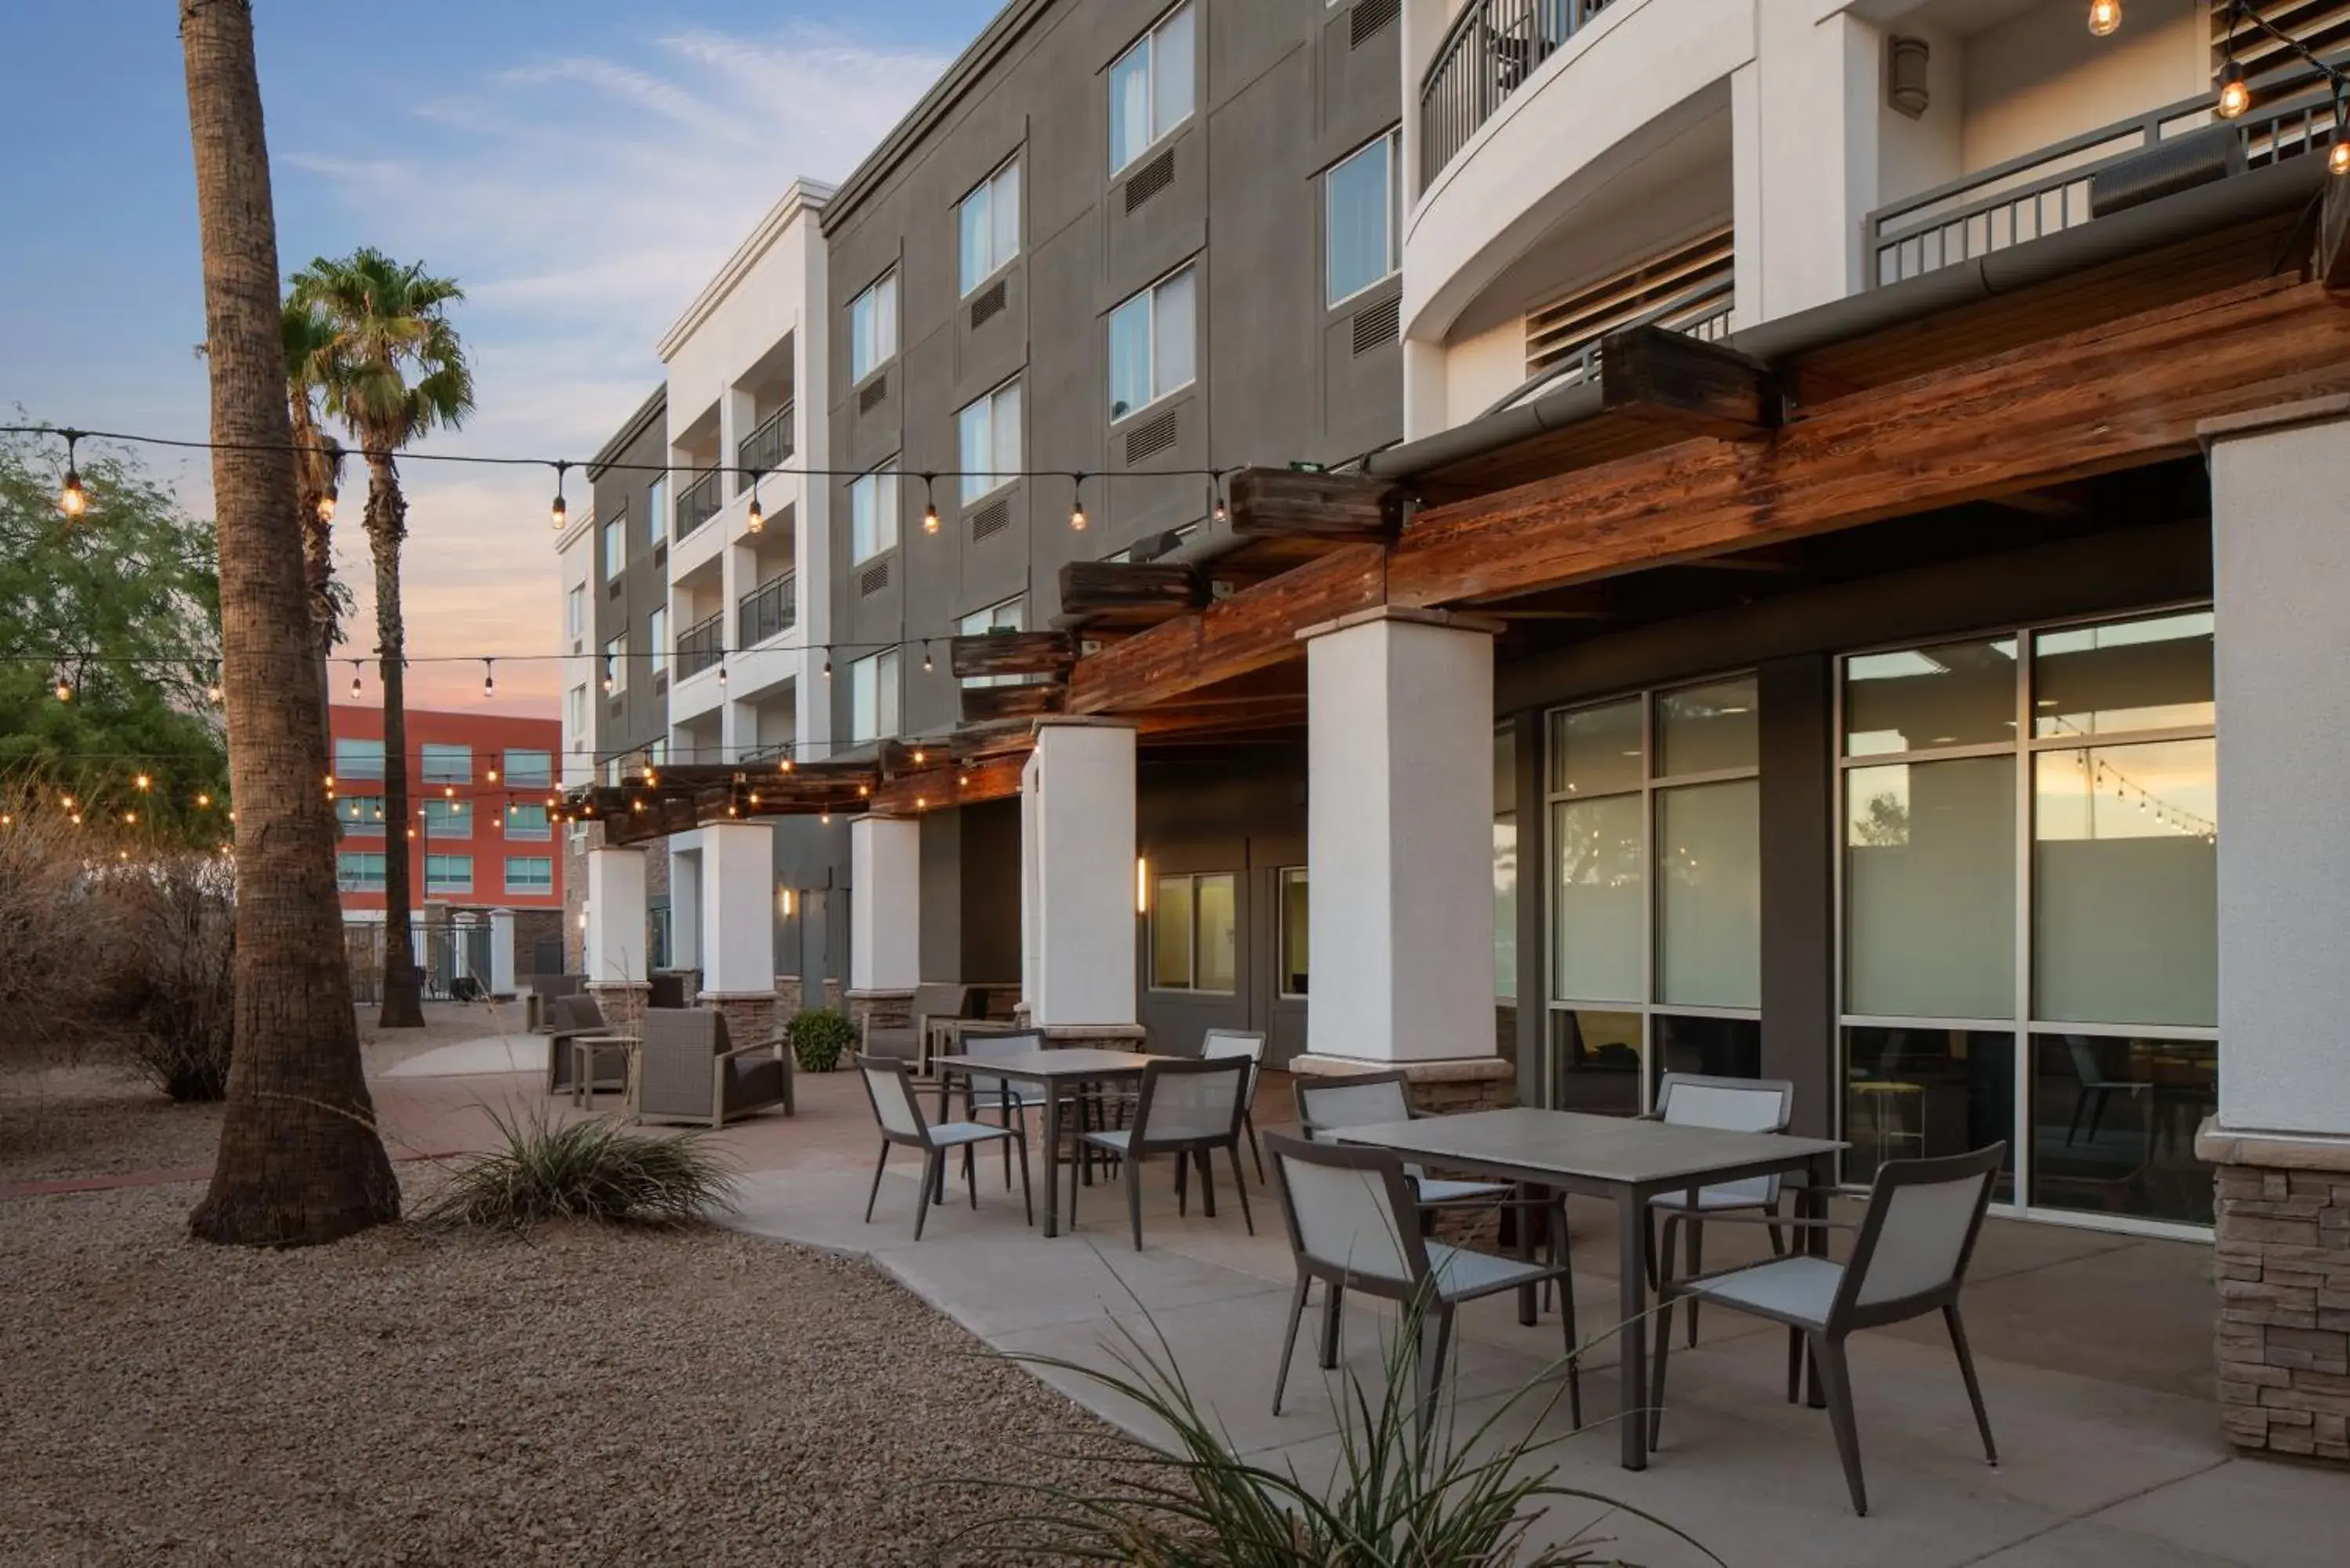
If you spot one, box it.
[291,247,475,1029]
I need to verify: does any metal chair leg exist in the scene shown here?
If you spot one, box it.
[1551,1200,1582,1429]
[914,1151,941,1241]
[1685,1219,1705,1347]
[1244,1111,1265,1184]
[864,1142,889,1223]
[1418,1304,1456,1446]
[1271,1274,1310,1415]
[1014,1131,1034,1227]
[1650,1289,1675,1450]
[1195,1147,1217,1219]
[1814,1334,1869,1517]
[1173,1148,1188,1216]
[1944,1304,1998,1466]
[964,1143,978,1209]
[1126,1148,1146,1252]
[1319,1283,1345,1371]
[1786,1326,1805,1404]
[1228,1143,1256,1235]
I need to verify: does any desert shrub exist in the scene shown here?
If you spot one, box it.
[96,854,237,1101]
[0,796,128,1064]
[788,1007,856,1073]
[420,1104,739,1229]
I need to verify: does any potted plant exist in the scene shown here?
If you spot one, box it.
[787,1007,856,1073]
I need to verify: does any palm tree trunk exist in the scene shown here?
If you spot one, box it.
[180,0,400,1245]
[367,453,425,1028]
[287,395,335,748]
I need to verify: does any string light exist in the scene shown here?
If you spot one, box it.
[822,657,832,679]
[549,461,569,531]
[1069,472,1088,532]
[2087,0,2120,36]
[718,660,728,688]
[1211,478,1227,526]
[602,657,615,695]
[746,471,765,535]
[135,774,150,791]
[318,483,338,523]
[53,674,71,702]
[921,643,934,674]
[350,660,363,698]
[2333,139,2350,176]
[2217,57,2251,118]
[57,429,87,518]
[206,663,222,703]
[482,659,496,698]
[921,474,940,535]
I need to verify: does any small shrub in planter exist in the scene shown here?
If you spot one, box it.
[788,1007,856,1073]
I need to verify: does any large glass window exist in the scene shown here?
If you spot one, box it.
[1150,870,1235,992]
[956,378,1022,505]
[851,649,899,745]
[1838,608,2217,1227]
[851,463,899,564]
[645,479,665,553]
[1494,727,1517,1004]
[338,797,385,836]
[602,513,624,580]
[647,605,667,678]
[503,750,552,788]
[959,157,1022,295]
[1109,3,1195,174]
[958,597,1026,689]
[566,583,585,644]
[1543,676,1760,1115]
[336,851,385,893]
[1326,129,1401,306]
[504,856,554,894]
[420,743,472,785]
[850,271,898,383]
[421,798,471,839]
[1108,265,1196,420]
[504,803,551,841]
[1279,868,1309,998]
[425,854,472,896]
[333,737,385,780]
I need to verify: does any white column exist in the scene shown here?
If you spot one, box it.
[851,815,921,992]
[584,847,648,988]
[699,822,776,997]
[2207,401,2350,1140]
[669,839,702,974]
[1739,7,1880,322]
[488,908,517,995]
[1303,609,1496,1064]
[1023,721,1138,1029]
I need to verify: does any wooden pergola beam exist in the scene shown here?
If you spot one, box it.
[1598,324,1781,438]
[1226,467,1404,541]
[949,630,1076,680]
[868,752,1027,815]
[961,683,1066,723]
[1058,560,1208,623]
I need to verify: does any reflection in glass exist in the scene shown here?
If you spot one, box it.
[1842,1027,2016,1194]
[1278,868,1309,998]
[1195,873,1237,993]
[1152,876,1193,988]
[1657,676,1758,776]
[1553,795,1643,1003]
[2034,741,2217,1026]
[1658,781,1760,1008]
[2030,1035,2215,1224]
[1650,1014,1762,1099]
[1548,1008,1643,1115]
[1492,817,1517,1003]
[1549,698,1643,797]
[2034,611,2213,739]
[1845,636,2019,756]
[1844,759,2016,1019]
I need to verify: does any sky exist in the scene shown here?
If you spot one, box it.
[0,0,1000,714]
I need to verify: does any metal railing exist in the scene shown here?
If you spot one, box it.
[1495,266,1735,416]
[1866,74,2343,288]
[1420,0,1614,187]
[736,404,794,475]
[675,611,725,679]
[736,571,796,649]
[674,467,723,541]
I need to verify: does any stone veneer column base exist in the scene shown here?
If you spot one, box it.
[701,992,779,1051]
[844,988,916,1041]
[822,978,844,1012]
[1039,1024,1150,1051]
[774,976,804,1019]
[2197,1120,2350,1465]
[584,982,652,1034]
[1288,1055,1517,1245]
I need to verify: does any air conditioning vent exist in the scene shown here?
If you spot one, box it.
[970,496,1011,540]
[1351,296,1400,356]
[1351,0,1400,48]
[858,372,889,414]
[859,558,891,597]
[1124,149,1176,214]
[1123,408,1179,464]
[970,278,1008,330]
[1524,226,1735,384]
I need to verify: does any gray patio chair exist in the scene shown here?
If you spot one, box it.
[1650,1142,2008,1517]
[1645,1071,1795,1346]
[543,994,610,1094]
[1264,1131,1581,1437]
[856,1053,1032,1239]
[1076,1055,1254,1251]
[634,1007,793,1129]
[1292,1071,1517,1208]
[1201,1028,1268,1183]
[861,982,974,1064]
[952,1028,1047,1189]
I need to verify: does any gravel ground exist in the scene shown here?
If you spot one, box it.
[0,1068,226,1184]
[0,1180,1142,1566]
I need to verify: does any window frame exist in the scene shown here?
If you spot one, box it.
[956,376,1023,506]
[424,853,473,897]
[565,583,585,645]
[604,633,628,696]
[1278,865,1310,999]
[1108,262,1198,422]
[957,596,1027,689]
[338,797,385,837]
[644,478,666,553]
[1148,869,1238,994]
[958,154,1023,298]
[1325,127,1403,309]
[503,750,553,789]
[851,461,901,565]
[419,742,472,786]
[333,737,385,781]
[421,797,473,840]
[336,851,387,894]
[1108,2,1198,176]
[850,269,900,384]
[647,605,668,678]
[504,802,552,841]
[602,512,625,579]
[504,855,555,895]
[851,648,901,745]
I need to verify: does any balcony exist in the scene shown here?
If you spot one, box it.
[1421,0,1616,186]
[736,404,794,476]
[675,611,725,680]
[1499,228,1734,411]
[736,571,797,650]
[1867,76,2341,290]
[674,467,723,542]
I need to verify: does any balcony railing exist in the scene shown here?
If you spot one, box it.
[1495,229,1735,414]
[675,611,725,680]
[1421,1,1614,187]
[736,404,794,476]
[674,467,723,541]
[737,571,796,650]
[1867,75,2342,289]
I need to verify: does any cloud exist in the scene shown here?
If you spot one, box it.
[283,20,949,713]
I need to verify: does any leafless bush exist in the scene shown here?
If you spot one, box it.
[96,855,237,1102]
[0,799,121,1064]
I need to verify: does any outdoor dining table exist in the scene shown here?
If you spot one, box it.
[928,1047,1161,1238]
[1333,1106,1846,1472]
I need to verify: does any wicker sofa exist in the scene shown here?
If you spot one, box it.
[635,1007,794,1129]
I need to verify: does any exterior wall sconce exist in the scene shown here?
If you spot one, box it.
[1888,37,1931,120]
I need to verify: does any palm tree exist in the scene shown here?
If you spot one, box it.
[179,0,400,1245]
[291,248,475,1030]
[283,298,345,735]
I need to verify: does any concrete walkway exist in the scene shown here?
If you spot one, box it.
[374,1032,547,1079]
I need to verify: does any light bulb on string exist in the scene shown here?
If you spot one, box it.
[318,483,338,523]
[922,474,941,535]
[2216,58,2251,119]
[747,471,765,535]
[350,660,363,699]
[718,659,728,688]
[1211,477,1227,526]
[482,659,496,699]
[922,643,934,674]
[549,461,569,530]
[1069,472,1088,532]
[602,656,615,695]
[2087,0,2121,37]
[53,674,70,703]
[57,429,88,518]
[2332,139,2350,177]
[822,656,833,679]
[206,663,222,703]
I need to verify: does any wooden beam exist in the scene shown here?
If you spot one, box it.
[868,752,1027,816]
[1058,560,1206,623]
[949,630,1076,680]
[1598,324,1782,438]
[1226,467,1404,541]
[1392,279,2350,609]
[960,682,1067,723]
[1066,543,1386,714]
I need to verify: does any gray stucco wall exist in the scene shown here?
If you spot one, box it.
[588,390,672,771]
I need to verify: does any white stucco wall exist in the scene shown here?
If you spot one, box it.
[584,847,648,988]
[1023,724,1138,1028]
[851,816,921,992]
[1959,0,2204,173]
[698,821,776,995]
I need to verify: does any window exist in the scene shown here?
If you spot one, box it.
[605,633,627,695]
[850,270,898,382]
[602,512,624,579]
[504,803,551,841]
[1495,725,1517,1003]
[504,856,554,894]
[567,686,588,749]
[1108,264,1197,420]
[1278,868,1309,998]
[1326,129,1401,306]
[503,750,552,788]
[422,798,472,839]
[1150,870,1236,992]
[332,737,385,780]
[1545,677,1761,1118]
[959,157,1022,296]
[851,649,900,744]
[336,851,385,893]
[851,463,900,564]
[425,854,472,896]
[1837,609,2217,1227]
[647,606,667,677]
[338,797,385,836]
[1109,2,1196,174]
[958,597,1026,688]
[566,583,585,645]
[645,478,665,552]
[420,743,472,784]
[956,379,1022,504]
